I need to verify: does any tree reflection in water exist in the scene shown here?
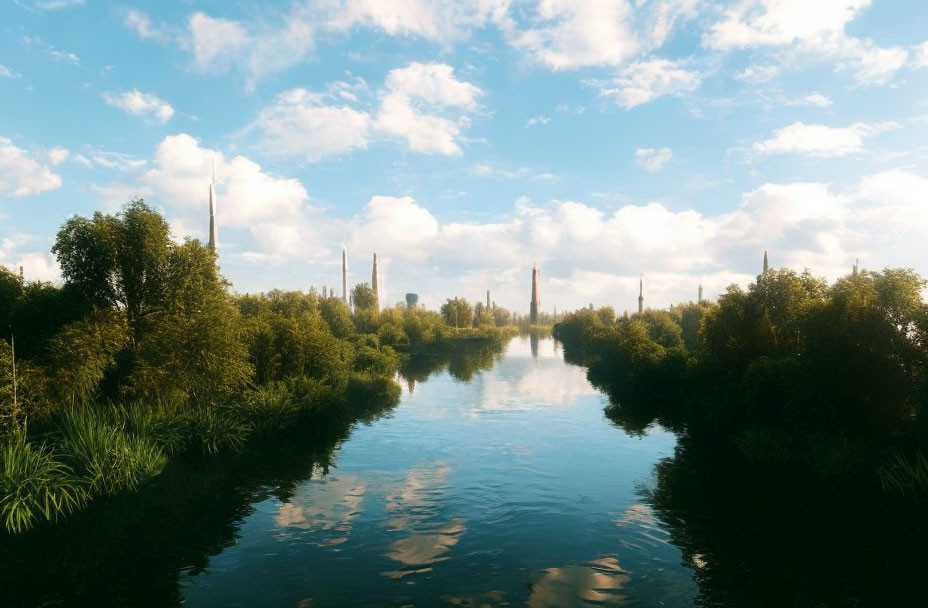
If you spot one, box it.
[603,392,928,607]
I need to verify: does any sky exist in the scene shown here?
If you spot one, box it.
[1,0,927,314]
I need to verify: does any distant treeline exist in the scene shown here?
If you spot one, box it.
[553,267,928,501]
[0,200,512,534]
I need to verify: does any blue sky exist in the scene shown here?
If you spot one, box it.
[1,0,927,313]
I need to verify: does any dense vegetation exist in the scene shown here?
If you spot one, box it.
[553,266,928,501]
[0,200,513,534]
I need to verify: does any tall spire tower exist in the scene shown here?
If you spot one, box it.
[638,271,644,314]
[342,246,348,304]
[208,159,218,253]
[529,263,540,323]
[372,253,379,312]
[698,277,703,303]
[487,289,491,309]
[763,250,768,274]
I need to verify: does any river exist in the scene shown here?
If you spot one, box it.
[177,335,696,606]
[7,334,920,606]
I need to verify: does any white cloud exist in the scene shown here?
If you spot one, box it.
[257,63,482,160]
[471,163,557,182]
[124,9,171,44]
[783,92,832,107]
[734,63,780,83]
[375,62,483,155]
[322,0,510,42]
[752,121,899,157]
[22,35,80,65]
[103,89,175,123]
[46,147,69,165]
[705,0,870,49]
[141,134,308,229]
[508,0,697,70]
[0,65,16,78]
[526,115,550,127]
[635,147,673,172]
[256,89,372,162]
[911,41,928,69]
[704,0,907,84]
[595,58,701,108]
[33,0,84,9]
[0,136,62,198]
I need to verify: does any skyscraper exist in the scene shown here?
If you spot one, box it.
[372,253,379,312]
[486,289,490,309]
[530,263,540,323]
[342,246,348,304]
[207,163,218,253]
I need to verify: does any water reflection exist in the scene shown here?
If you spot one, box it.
[274,472,366,547]
[527,556,629,607]
[473,336,599,413]
[382,462,465,579]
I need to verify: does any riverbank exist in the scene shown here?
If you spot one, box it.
[553,266,928,502]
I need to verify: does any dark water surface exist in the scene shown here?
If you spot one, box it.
[178,336,695,607]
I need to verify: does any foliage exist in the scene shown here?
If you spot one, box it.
[58,408,167,495]
[441,297,474,329]
[554,266,928,500]
[0,429,86,533]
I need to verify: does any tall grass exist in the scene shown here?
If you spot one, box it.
[58,408,167,495]
[0,429,86,533]
[879,450,928,502]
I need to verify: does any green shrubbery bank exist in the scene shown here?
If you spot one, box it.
[553,266,928,501]
[0,201,512,534]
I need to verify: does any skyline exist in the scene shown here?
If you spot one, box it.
[2,0,928,312]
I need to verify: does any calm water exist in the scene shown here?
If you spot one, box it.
[177,335,697,607]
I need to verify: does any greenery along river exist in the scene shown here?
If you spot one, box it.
[3,335,928,607]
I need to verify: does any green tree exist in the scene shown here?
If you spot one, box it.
[128,240,252,404]
[351,283,377,311]
[53,200,172,343]
[320,297,355,338]
[441,297,473,329]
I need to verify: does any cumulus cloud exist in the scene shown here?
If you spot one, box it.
[0,65,17,78]
[0,233,60,283]
[256,89,372,161]
[102,89,175,123]
[508,0,697,70]
[635,147,673,172]
[375,62,482,155]
[0,136,62,198]
[752,121,899,157]
[594,58,701,108]
[94,133,315,263]
[704,0,907,84]
[256,62,482,160]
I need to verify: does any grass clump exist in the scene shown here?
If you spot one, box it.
[58,408,167,496]
[0,429,86,533]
